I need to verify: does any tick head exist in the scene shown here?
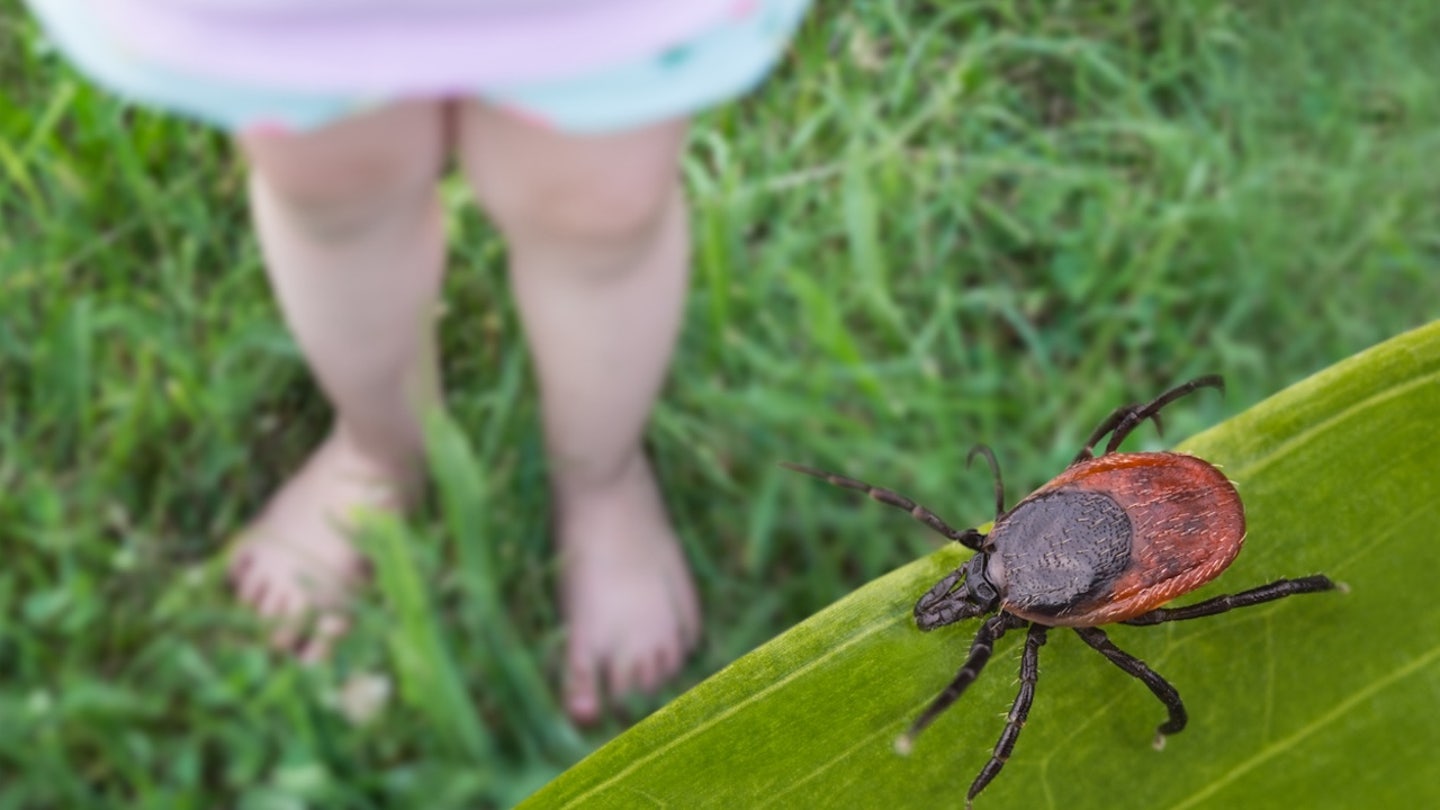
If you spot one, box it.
[914,554,1001,630]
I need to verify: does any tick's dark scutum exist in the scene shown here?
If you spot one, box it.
[991,491,1132,616]
[1005,452,1247,627]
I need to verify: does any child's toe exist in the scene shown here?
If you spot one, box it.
[565,654,602,725]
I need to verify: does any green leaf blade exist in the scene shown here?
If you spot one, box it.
[522,550,960,809]
[522,322,1440,809]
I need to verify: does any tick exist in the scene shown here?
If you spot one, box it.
[784,375,1337,807]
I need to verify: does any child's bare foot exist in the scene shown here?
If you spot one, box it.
[227,428,417,662]
[558,457,701,724]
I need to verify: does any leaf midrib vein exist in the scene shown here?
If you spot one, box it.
[1216,369,1440,481]
[1165,640,1440,810]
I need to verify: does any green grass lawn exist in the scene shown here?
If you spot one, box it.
[2,1,1438,807]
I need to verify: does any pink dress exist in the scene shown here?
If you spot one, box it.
[98,0,745,92]
[28,0,811,132]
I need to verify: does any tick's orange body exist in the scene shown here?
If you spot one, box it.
[1002,452,1246,627]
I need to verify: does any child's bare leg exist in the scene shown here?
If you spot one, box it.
[231,101,449,661]
[457,102,701,722]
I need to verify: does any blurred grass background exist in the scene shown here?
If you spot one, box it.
[1,0,1437,807]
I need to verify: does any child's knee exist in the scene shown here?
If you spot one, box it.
[461,110,687,250]
[239,101,447,236]
[501,177,678,249]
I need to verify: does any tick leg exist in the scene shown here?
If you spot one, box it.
[1121,575,1337,625]
[897,613,1027,753]
[966,444,1006,520]
[1102,374,1224,455]
[965,623,1048,809]
[1073,375,1226,462]
[1073,403,1162,464]
[1074,626,1187,748]
[780,462,984,550]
